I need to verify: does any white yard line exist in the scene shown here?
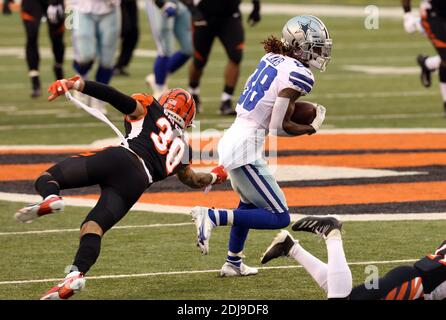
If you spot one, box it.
[0,222,193,236]
[0,259,417,285]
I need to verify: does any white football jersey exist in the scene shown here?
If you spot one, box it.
[70,0,120,15]
[218,53,315,170]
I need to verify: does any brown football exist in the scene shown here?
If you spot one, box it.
[292,101,317,125]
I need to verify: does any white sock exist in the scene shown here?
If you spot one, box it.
[289,242,328,292]
[440,83,446,103]
[188,87,200,95]
[425,55,441,71]
[325,230,352,299]
[221,92,232,102]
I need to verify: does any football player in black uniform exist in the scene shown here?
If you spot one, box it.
[185,0,261,115]
[402,0,446,116]
[262,216,446,300]
[21,0,65,98]
[14,77,228,300]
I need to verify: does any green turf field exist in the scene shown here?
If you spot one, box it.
[0,5,444,145]
[1,200,445,300]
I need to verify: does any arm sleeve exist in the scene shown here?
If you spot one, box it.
[82,81,137,115]
[269,96,292,137]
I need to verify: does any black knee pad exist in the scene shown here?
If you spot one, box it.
[193,56,207,69]
[34,173,57,191]
[228,48,243,65]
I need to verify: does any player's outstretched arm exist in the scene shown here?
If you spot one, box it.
[177,165,227,189]
[270,88,316,137]
[47,77,146,120]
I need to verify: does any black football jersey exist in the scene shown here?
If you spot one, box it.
[429,0,446,17]
[197,0,241,18]
[414,240,446,295]
[124,97,191,183]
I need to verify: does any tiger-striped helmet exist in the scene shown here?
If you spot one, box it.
[158,88,196,129]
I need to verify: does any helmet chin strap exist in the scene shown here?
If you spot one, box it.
[164,109,186,131]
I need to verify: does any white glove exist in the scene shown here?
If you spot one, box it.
[403,12,419,33]
[310,104,326,132]
[47,4,64,24]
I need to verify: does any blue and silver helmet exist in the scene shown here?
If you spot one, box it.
[281,15,332,71]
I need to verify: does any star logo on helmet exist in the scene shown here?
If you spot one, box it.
[299,21,315,37]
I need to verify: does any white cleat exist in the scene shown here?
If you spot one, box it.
[15,195,64,224]
[220,262,259,277]
[145,73,168,99]
[190,206,215,255]
[40,271,86,300]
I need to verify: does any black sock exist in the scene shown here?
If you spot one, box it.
[31,76,41,90]
[223,85,235,96]
[53,64,64,80]
[34,174,60,198]
[72,233,102,274]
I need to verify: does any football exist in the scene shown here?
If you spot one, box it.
[291,101,317,125]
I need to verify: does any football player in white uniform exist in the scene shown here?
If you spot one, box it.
[190,15,332,276]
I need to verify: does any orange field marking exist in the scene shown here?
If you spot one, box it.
[73,181,446,208]
[0,163,52,181]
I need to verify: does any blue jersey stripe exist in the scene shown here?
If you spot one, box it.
[289,78,312,93]
[289,71,314,86]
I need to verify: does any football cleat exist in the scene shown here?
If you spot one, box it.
[145,73,167,99]
[291,215,342,238]
[220,262,258,277]
[261,230,296,264]
[15,195,64,223]
[192,93,202,113]
[190,206,215,255]
[417,55,432,88]
[40,271,85,300]
[219,100,236,116]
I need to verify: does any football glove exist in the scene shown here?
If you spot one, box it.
[48,76,81,101]
[248,0,261,26]
[310,104,326,132]
[210,165,228,185]
[403,12,419,33]
[46,4,64,25]
[163,1,177,17]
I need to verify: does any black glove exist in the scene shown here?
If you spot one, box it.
[248,0,260,26]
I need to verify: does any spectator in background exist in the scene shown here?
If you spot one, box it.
[114,0,139,76]
[187,0,261,115]
[21,0,65,97]
[71,0,121,114]
[3,0,12,15]
[145,0,193,98]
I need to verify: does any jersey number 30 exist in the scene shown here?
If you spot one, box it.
[150,117,185,174]
[238,60,278,111]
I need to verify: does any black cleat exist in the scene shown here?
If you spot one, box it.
[220,99,236,116]
[192,93,202,113]
[113,67,130,77]
[291,216,342,237]
[261,230,296,264]
[417,55,432,88]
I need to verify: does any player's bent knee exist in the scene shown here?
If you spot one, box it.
[228,50,243,65]
[276,210,290,229]
[193,56,207,69]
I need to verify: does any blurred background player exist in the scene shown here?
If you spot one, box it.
[21,0,65,98]
[262,216,446,300]
[190,16,329,277]
[145,0,193,98]
[71,0,121,114]
[403,0,446,116]
[113,0,139,76]
[3,0,12,15]
[187,0,261,115]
